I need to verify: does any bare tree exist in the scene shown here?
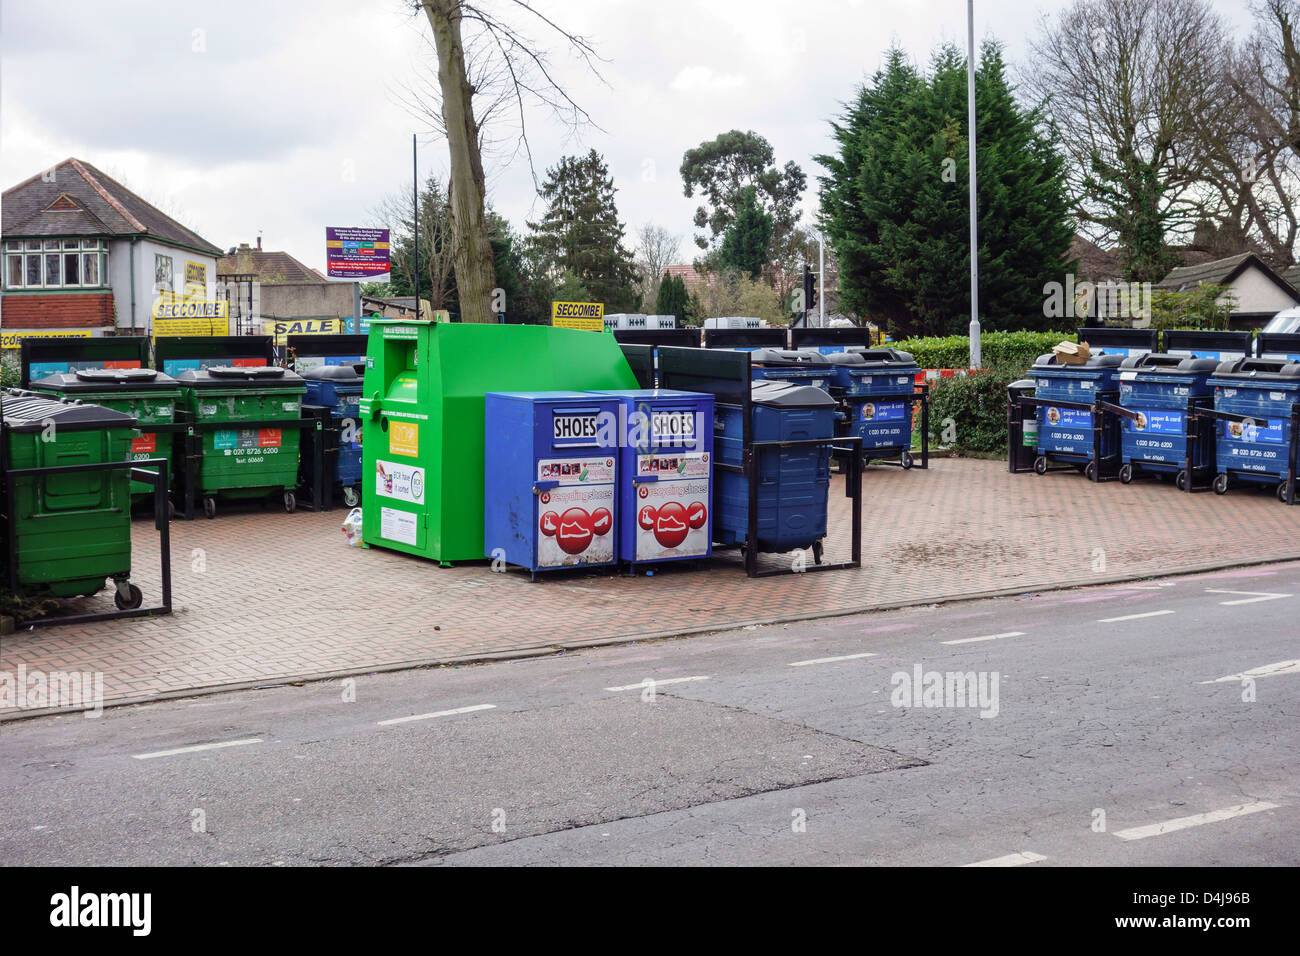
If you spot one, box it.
[1026,0,1229,280]
[413,1,605,323]
[369,177,459,311]
[633,224,681,311]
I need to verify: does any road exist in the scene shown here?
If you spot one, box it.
[2,561,1298,866]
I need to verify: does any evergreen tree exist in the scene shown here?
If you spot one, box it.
[527,150,641,312]
[818,42,1075,337]
[717,186,774,278]
[655,272,689,320]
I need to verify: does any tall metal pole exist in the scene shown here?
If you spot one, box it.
[412,133,420,318]
[818,234,826,326]
[967,0,981,369]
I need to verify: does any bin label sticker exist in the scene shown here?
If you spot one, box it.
[650,410,696,443]
[199,403,218,416]
[1043,406,1092,429]
[538,456,615,485]
[634,477,710,560]
[861,401,906,422]
[1223,418,1285,444]
[282,401,300,413]
[636,452,709,480]
[380,507,419,546]
[1022,420,1038,447]
[214,429,278,451]
[389,420,419,457]
[536,486,615,567]
[131,433,157,454]
[375,459,425,503]
[552,412,601,444]
[1129,409,1183,434]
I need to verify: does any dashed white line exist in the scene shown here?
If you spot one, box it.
[377,703,496,726]
[789,652,878,666]
[1200,660,1300,684]
[1098,610,1175,623]
[132,738,262,760]
[942,631,1026,646]
[1113,801,1279,841]
[963,850,1048,867]
[1204,589,1292,606]
[605,676,710,692]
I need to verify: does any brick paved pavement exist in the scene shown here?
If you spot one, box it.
[3,457,1298,715]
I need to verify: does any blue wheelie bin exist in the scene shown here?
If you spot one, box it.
[748,349,834,392]
[1116,354,1219,489]
[823,349,919,467]
[714,380,836,561]
[302,364,363,506]
[1030,352,1126,478]
[1207,357,1300,500]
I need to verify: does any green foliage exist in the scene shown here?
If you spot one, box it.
[680,130,806,258]
[717,186,774,278]
[489,211,552,323]
[1,351,20,389]
[818,42,1075,338]
[553,270,591,303]
[890,329,1074,372]
[1150,284,1234,331]
[655,272,689,321]
[527,149,640,313]
[928,369,1023,455]
[0,589,61,622]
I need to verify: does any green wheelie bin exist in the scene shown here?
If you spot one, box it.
[30,368,182,516]
[1,389,144,609]
[176,366,307,518]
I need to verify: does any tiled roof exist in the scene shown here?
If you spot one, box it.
[217,244,322,283]
[1156,252,1262,290]
[2,158,222,256]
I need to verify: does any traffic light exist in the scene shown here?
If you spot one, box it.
[802,264,818,312]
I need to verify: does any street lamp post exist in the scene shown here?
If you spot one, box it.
[967,0,981,369]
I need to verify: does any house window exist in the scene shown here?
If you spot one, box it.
[2,237,106,289]
[155,253,173,294]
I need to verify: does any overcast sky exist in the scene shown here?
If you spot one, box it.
[0,0,1259,275]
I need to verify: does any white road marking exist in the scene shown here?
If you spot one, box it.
[942,631,1026,646]
[1200,660,1300,684]
[605,676,710,692]
[1098,610,1175,623]
[377,703,496,726]
[1113,802,1279,841]
[1204,589,1292,606]
[789,652,878,666]
[963,850,1047,867]
[132,738,262,760]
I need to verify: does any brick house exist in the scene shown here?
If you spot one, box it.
[1,157,223,344]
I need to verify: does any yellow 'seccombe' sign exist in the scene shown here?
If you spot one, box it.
[551,300,604,331]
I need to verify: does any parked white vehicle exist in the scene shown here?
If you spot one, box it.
[1262,307,1300,335]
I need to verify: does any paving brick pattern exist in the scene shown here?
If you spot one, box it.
[4,457,1298,714]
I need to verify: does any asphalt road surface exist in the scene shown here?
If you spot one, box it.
[2,561,1297,867]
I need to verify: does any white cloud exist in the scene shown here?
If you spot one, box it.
[669,66,747,93]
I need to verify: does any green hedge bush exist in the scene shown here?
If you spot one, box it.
[927,369,1023,455]
[889,330,1074,374]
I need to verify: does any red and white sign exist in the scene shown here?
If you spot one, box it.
[535,462,615,567]
[633,475,710,561]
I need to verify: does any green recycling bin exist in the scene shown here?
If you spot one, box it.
[30,367,181,510]
[176,366,306,518]
[1,389,143,608]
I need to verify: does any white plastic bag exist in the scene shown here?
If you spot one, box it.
[341,507,364,547]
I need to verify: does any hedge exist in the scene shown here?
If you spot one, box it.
[927,369,1023,456]
[889,330,1075,374]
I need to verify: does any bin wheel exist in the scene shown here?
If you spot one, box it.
[1278,481,1291,504]
[1033,455,1049,475]
[1119,463,1134,484]
[114,583,143,611]
[812,540,824,565]
[284,491,297,513]
[342,486,360,507]
[1084,462,1098,481]
[166,500,176,521]
[203,496,216,519]
[900,451,914,470]
[1175,470,1188,491]
[1212,474,1229,496]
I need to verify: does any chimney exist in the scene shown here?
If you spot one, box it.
[256,235,262,251]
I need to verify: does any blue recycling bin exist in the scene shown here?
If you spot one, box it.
[823,349,919,464]
[1117,354,1218,486]
[484,391,622,577]
[748,349,835,391]
[588,389,714,569]
[303,364,364,505]
[714,380,836,555]
[1030,352,1126,475]
[1208,357,1300,498]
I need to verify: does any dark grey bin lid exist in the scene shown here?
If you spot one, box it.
[1210,357,1300,380]
[825,347,916,368]
[177,365,304,388]
[1119,353,1219,374]
[750,348,830,367]
[750,379,836,408]
[1032,352,1126,370]
[303,364,364,383]
[1,388,138,431]
[33,368,179,392]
